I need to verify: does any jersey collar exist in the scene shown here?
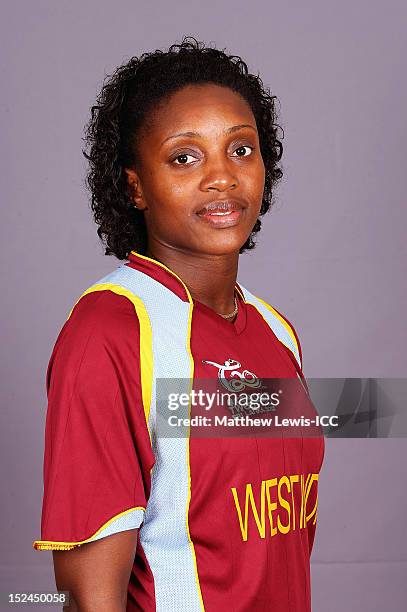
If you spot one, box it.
[126,250,246,305]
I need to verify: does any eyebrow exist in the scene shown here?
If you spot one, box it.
[161,124,257,146]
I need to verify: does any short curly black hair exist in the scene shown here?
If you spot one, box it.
[83,36,284,260]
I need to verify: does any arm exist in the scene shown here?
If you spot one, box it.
[32,291,155,606]
[53,529,138,612]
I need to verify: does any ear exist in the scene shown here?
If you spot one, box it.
[124,167,148,211]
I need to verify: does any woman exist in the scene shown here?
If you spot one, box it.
[33,37,324,611]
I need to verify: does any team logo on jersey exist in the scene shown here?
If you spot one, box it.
[202,358,263,392]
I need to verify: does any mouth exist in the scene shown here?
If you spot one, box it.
[195,199,246,228]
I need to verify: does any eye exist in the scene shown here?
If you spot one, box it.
[232,145,254,158]
[172,152,198,165]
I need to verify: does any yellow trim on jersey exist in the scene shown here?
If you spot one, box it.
[32,506,146,550]
[132,251,205,607]
[234,283,245,301]
[255,296,301,367]
[184,299,206,611]
[67,283,154,441]
[130,251,193,302]
[246,300,301,368]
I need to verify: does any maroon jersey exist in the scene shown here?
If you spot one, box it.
[33,251,325,611]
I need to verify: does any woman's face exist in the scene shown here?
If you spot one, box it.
[125,83,266,257]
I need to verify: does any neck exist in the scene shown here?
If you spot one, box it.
[145,243,239,315]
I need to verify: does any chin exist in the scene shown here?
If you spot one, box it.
[195,234,250,256]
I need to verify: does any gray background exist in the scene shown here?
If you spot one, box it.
[1,0,406,610]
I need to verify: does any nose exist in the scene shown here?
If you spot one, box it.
[199,155,238,192]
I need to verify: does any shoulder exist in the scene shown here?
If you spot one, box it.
[238,282,303,371]
[47,288,142,386]
[55,287,141,353]
[67,287,140,336]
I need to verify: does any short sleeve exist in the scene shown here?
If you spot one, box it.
[33,290,155,551]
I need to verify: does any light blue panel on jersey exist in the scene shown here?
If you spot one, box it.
[238,284,302,369]
[93,263,203,612]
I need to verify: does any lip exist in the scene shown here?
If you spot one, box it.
[195,199,246,228]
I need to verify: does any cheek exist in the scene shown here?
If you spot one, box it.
[168,181,184,196]
[253,159,266,191]
[155,169,195,203]
[241,154,265,187]
[244,165,266,210]
[147,191,192,231]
